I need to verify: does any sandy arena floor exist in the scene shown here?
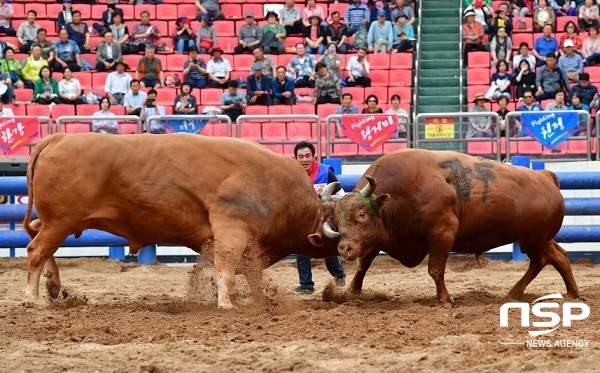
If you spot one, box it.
[0,255,599,372]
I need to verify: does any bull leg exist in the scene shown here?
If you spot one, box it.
[348,250,379,295]
[548,241,581,299]
[240,246,267,307]
[507,249,549,299]
[43,256,61,299]
[428,251,453,308]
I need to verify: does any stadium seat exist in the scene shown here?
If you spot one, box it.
[512,17,532,32]
[262,122,287,140]
[517,140,543,155]
[358,144,383,156]
[229,70,247,82]
[316,103,338,120]
[24,4,47,19]
[157,88,177,106]
[278,54,295,68]
[584,66,600,83]
[566,139,589,155]
[14,89,32,103]
[367,54,390,70]
[92,72,110,90]
[157,4,178,21]
[5,105,26,116]
[467,85,490,101]
[221,4,243,20]
[200,89,224,105]
[262,144,284,154]
[76,5,92,20]
[245,105,269,115]
[26,105,51,118]
[331,143,358,157]
[328,3,347,19]
[387,69,412,87]
[122,55,140,70]
[76,104,98,117]
[240,122,262,140]
[76,72,93,90]
[557,16,578,32]
[390,53,413,69]
[365,86,386,104]
[50,104,76,121]
[64,123,93,134]
[233,54,255,71]
[467,52,490,68]
[166,54,189,72]
[37,20,57,36]
[213,21,236,37]
[370,70,389,87]
[467,139,493,156]
[241,4,264,20]
[12,4,25,19]
[383,141,407,154]
[268,105,292,115]
[177,4,198,19]
[467,68,490,85]
[343,87,364,105]
[284,36,304,49]
[212,122,230,137]
[511,33,533,50]
[120,4,135,21]
[291,104,315,115]
[90,5,105,21]
[287,122,313,140]
[134,4,156,20]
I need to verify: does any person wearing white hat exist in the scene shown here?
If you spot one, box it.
[467,93,493,138]
[0,73,14,105]
[462,10,486,66]
[558,39,584,82]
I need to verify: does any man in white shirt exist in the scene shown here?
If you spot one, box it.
[105,61,131,105]
[345,47,371,87]
[206,47,232,88]
[123,79,147,116]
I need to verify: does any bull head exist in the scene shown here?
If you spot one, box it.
[320,182,341,202]
[307,182,344,246]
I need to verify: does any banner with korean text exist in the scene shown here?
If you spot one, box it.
[520,111,578,149]
[340,114,398,151]
[165,118,210,134]
[0,117,39,155]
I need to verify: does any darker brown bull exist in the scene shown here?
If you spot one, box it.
[23,133,339,309]
[324,149,581,307]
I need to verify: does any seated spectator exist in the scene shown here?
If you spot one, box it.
[313,62,341,105]
[172,16,196,55]
[490,27,513,69]
[304,14,328,55]
[206,46,231,88]
[362,94,384,114]
[0,0,16,37]
[386,93,409,138]
[559,21,583,55]
[109,13,131,54]
[246,62,273,106]
[511,0,532,17]
[489,60,512,100]
[0,99,13,116]
[0,47,24,89]
[392,13,414,53]
[93,97,119,134]
[513,59,536,100]
[579,0,599,32]
[533,24,559,67]
[545,91,569,110]
[93,0,123,37]
[462,10,486,66]
[220,80,247,122]
[467,93,493,138]
[552,0,576,17]
[345,0,370,36]
[464,0,492,33]
[271,66,296,105]
[31,29,56,66]
[21,46,49,89]
[32,66,60,105]
[512,42,536,71]
[57,0,74,31]
[124,79,147,116]
[262,11,287,55]
[105,61,132,105]
[533,0,555,33]
[368,11,394,53]
[582,26,600,66]
[58,68,85,104]
[327,12,350,55]
[495,95,515,137]
[370,1,392,23]
[488,3,513,37]
[136,46,163,89]
[53,28,83,73]
[535,53,569,101]
[318,43,342,81]
[16,11,40,54]
[336,93,358,114]
[174,82,198,115]
[130,11,163,55]
[96,32,123,72]
[196,15,217,55]
[302,0,327,28]
[65,11,91,54]
[0,71,14,104]
[235,13,262,55]
[287,43,317,88]
[184,46,208,89]
[250,48,276,80]
[195,0,225,22]
[568,91,591,135]
[391,0,416,25]
[140,89,166,134]
[345,48,371,87]
[568,72,598,107]
[280,0,303,35]
[558,40,583,82]
[516,90,543,128]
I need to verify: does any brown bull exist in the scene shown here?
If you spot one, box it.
[324,149,581,307]
[23,133,339,309]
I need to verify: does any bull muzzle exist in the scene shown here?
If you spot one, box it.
[320,182,341,202]
[322,221,340,239]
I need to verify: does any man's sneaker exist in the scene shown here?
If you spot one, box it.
[335,276,346,288]
[293,286,315,294]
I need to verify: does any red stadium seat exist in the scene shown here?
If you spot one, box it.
[177,4,198,19]
[383,141,407,154]
[245,105,269,115]
[26,105,51,118]
[262,122,287,140]
[511,33,533,50]
[268,105,292,115]
[76,5,91,21]
[358,144,383,156]
[390,53,413,69]
[557,16,578,32]
[64,123,92,134]
[233,54,255,71]
[229,70,247,82]
[467,85,490,101]
[76,104,98,117]
[240,122,262,140]
[4,104,26,116]
[134,4,156,20]
[517,140,543,155]
[166,54,189,71]
[221,4,243,20]
[213,21,236,37]
[200,89,224,105]
[370,69,389,87]
[343,87,364,105]
[467,68,490,85]
[156,4,178,21]
[92,72,110,90]
[37,20,57,36]
[24,4,47,19]
[316,103,338,120]
[12,4,25,20]
[291,104,315,115]
[262,144,284,154]
[567,139,590,155]
[120,5,135,21]
[122,55,140,70]
[584,66,600,83]
[367,54,390,70]
[287,122,313,140]
[51,104,76,121]
[467,51,490,68]
[14,89,33,103]
[46,4,63,20]
[387,69,412,87]
[76,72,93,90]
[328,3,347,20]
[278,54,295,68]
[157,88,177,106]
[241,4,264,20]
[90,5,105,21]
[331,143,358,157]
[365,86,386,104]
[467,139,493,156]
[512,17,532,32]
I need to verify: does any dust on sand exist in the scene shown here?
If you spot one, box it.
[1,255,599,372]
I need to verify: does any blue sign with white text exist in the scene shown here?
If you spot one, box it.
[521,111,579,149]
[165,119,210,134]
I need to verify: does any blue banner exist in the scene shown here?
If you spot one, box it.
[521,111,579,149]
[165,118,211,135]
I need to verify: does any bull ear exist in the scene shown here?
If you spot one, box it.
[308,233,324,247]
[375,194,391,214]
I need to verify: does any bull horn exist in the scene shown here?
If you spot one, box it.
[360,175,377,197]
[320,182,341,202]
[322,221,340,239]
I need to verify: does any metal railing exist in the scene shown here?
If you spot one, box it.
[56,115,143,134]
[412,0,424,123]
[147,115,233,136]
[459,1,464,113]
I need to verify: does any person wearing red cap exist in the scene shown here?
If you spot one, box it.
[172,16,197,54]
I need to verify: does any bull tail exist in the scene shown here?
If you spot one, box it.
[23,135,55,238]
[541,170,560,189]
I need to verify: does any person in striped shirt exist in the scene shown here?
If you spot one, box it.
[344,0,370,36]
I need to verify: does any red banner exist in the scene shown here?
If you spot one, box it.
[0,117,39,155]
[340,114,398,151]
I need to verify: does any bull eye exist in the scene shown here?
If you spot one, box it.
[358,211,366,219]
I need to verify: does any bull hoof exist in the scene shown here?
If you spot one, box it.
[438,300,453,309]
[23,299,47,310]
[218,302,236,310]
[507,291,523,300]
[568,292,585,301]
[46,281,61,299]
